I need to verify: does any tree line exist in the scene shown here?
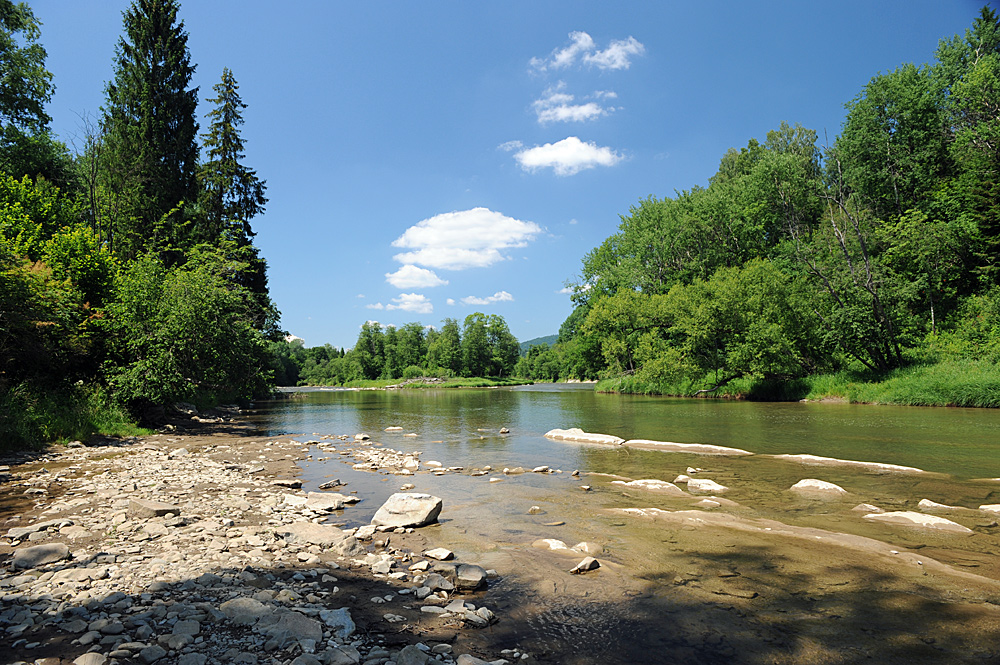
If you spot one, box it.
[272,314,520,386]
[1,0,277,445]
[520,8,1000,396]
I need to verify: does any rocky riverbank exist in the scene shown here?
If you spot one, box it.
[0,417,533,665]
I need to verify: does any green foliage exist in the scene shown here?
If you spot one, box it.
[101,0,200,261]
[102,250,272,410]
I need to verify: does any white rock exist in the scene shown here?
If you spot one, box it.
[371,493,442,528]
[423,547,454,561]
[979,504,1000,514]
[611,479,687,496]
[544,428,625,446]
[789,479,848,496]
[862,511,973,534]
[687,479,729,495]
[623,439,753,456]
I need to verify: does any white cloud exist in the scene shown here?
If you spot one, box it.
[583,37,645,70]
[532,83,610,124]
[530,31,595,71]
[386,293,433,314]
[366,302,385,310]
[559,283,592,295]
[392,208,542,270]
[514,136,623,176]
[460,291,514,306]
[531,32,644,72]
[385,265,448,289]
[446,298,456,306]
[356,294,365,298]
[498,140,523,152]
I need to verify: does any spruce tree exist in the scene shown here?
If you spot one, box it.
[101,0,199,261]
[198,67,267,246]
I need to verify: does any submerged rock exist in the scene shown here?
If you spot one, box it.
[862,511,973,534]
[544,428,625,446]
[612,479,687,496]
[789,479,848,496]
[687,478,729,495]
[623,439,753,456]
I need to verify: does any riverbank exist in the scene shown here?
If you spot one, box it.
[4,412,1000,664]
[596,358,1000,408]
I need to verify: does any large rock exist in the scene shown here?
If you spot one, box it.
[371,493,442,528]
[219,597,272,626]
[611,479,687,496]
[303,492,352,511]
[687,478,729,495]
[128,498,180,518]
[319,608,356,640]
[12,542,70,569]
[622,439,753,456]
[544,428,624,446]
[259,610,323,649]
[789,479,848,496]
[456,564,487,590]
[274,522,364,555]
[862,511,973,534]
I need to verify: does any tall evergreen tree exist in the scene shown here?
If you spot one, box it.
[101,0,199,261]
[198,67,267,246]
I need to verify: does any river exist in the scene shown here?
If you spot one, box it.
[248,384,1000,664]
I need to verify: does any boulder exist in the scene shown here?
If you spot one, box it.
[545,428,625,446]
[569,556,600,574]
[979,504,1000,514]
[303,492,352,511]
[259,610,323,649]
[371,493,442,528]
[220,597,272,626]
[12,542,70,569]
[687,478,729,495]
[789,479,848,496]
[456,564,487,590]
[611,479,687,496]
[128,498,180,519]
[319,608,356,640]
[274,522,362,555]
[862,511,973,534]
[623,439,753,456]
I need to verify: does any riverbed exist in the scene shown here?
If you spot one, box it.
[247,384,1000,663]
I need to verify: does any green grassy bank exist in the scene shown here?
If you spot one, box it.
[596,359,1000,408]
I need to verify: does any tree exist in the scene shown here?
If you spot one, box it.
[197,68,267,246]
[427,318,461,374]
[486,314,519,377]
[101,0,199,260]
[461,313,489,377]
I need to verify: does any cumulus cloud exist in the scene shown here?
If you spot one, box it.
[530,31,595,71]
[366,302,385,310]
[498,140,524,152]
[531,32,644,72]
[514,136,623,176]
[559,283,592,295]
[446,298,456,306]
[385,293,433,314]
[583,37,645,70]
[385,265,448,289]
[392,208,542,270]
[532,83,610,124]
[460,291,514,306]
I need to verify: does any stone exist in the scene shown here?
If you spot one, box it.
[291,656,322,665]
[354,433,370,441]
[532,538,571,551]
[771,453,926,474]
[220,597,272,625]
[423,572,454,591]
[319,607,356,640]
[456,655,491,665]
[139,645,168,663]
[862,511,973,534]
[544,428,625,445]
[852,503,884,513]
[571,542,603,555]
[73,655,108,665]
[128,498,180,518]
[623,439,753,455]
[456,564,487,590]
[259,610,323,648]
[12,542,70,569]
[569,556,600,574]
[918,498,966,513]
[687,479,729,495]
[979,504,1000,514]
[324,646,362,665]
[274,522,356,549]
[371,493,442,528]
[789,479,848,496]
[423,547,453,560]
[177,655,208,665]
[173,619,200,635]
[303,492,350,511]
[612,479,687,496]
[396,645,431,665]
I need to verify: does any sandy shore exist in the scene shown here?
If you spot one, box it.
[3,415,1000,665]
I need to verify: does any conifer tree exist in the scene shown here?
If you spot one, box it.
[198,67,267,246]
[101,0,199,261]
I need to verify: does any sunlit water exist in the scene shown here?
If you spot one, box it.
[247,385,1000,570]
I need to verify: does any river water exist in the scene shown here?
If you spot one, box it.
[248,384,1000,663]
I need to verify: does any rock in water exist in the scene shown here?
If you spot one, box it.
[789,479,848,496]
[687,478,729,494]
[862,511,973,534]
[371,493,442,528]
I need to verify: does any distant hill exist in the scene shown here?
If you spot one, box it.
[519,334,558,356]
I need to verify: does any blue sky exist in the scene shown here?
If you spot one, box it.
[34,0,992,348]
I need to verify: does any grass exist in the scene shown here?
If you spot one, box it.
[596,359,1000,408]
[0,382,151,450]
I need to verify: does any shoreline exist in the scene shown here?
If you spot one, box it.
[4,415,1000,664]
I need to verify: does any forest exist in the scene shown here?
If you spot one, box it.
[4,3,1000,447]
[0,0,278,445]
[509,8,1000,406]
